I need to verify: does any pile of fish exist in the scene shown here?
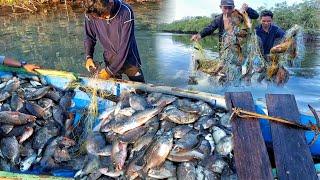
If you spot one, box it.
[0,73,236,179]
[0,73,77,174]
[75,91,236,179]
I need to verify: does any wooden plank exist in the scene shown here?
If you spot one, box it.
[225,92,273,180]
[266,94,317,180]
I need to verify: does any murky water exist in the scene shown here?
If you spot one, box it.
[0,5,319,113]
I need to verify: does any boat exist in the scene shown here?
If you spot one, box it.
[1,65,320,178]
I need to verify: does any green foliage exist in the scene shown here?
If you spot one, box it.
[158,16,214,34]
[270,0,320,34]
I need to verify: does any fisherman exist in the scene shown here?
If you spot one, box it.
[191,0,259,84]
[83,0,145,83]
[0,55,40,73]
[255,10,288,85]
[191,0,259,43]
[255,10,285,56]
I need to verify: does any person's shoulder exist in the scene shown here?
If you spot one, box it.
[271,24,283,30]
[120,3,134,20]
[214,14,223,19]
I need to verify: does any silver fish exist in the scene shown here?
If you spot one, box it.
[0,136,20,164]
[142,131,174,174]
[212,126,227,144]
[216,136,233,156]
[148,161,177,179]
[24,86,50,101]
[173,124,194,139]
[20,153,37,172]
[111,105,164,134]
[160,105,199,124]
[129,94,148,111]
[177,162,196,180]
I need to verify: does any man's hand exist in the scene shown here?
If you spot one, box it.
[85,58,97,72]
[191,34,201,41]
[98,68,111,80]
[23,64,40,73]
[241,3,249,12]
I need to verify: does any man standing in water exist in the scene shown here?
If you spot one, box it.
[191,0,259,83]
[84,0,145,83]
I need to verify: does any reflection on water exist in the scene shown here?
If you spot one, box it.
[0,5,320,112]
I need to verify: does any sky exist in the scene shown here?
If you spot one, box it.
[164,0,305,22]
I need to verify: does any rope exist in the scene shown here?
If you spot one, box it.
[229,107,320,145]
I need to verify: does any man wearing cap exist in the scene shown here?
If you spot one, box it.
[191,0,259,42]
[83,0,145,83]
[0,55,40,73]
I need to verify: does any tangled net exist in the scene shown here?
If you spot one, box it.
[192,9,304,86]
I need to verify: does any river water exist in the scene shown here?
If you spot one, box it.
[0,4,319,113]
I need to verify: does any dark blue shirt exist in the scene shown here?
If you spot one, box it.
[255,24,285,55]
[84,1,141,75]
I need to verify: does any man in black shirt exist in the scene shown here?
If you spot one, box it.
[84,0,145,82]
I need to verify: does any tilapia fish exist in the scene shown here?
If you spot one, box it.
[142,131,173,174]
[160,105,200,124]
[0,136,20,164]
[112,140,128,171]
[111,106,164,134]
[0,111,36,125]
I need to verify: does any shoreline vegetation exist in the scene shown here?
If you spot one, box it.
[0,0,160,13]
[158,0,320,38]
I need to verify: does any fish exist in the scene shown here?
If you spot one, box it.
[160,105,199,124]
[147,92,163,104]
[10,92,24,111]
[24,86,51,101]
[0,124,14,134]
[212,126,227,144]
[0,111,36,125]
[132,121,159,153]
[1,103,11,111]
[119,126,148,143]
[111,140,128,171]
[0,136,20,164]
[174,99,200,113]
[20,153,37,172]
[59,91,75,112]
[177,162,196,180]
[172,124,193,139]
[86,132,106,156]
[37,98,54,109]
[216,136,233,156]
[168,149,205,162]
[152,94,177,106]
[195,101,214,116]
[52,105,65,129]
[142,131,173,175]
[2,77,20,93]
[18,126,34,144]
[148,161,177,179]
[0,92,11,102]
[118,107,136,117]
[111,105,164,134]
[173,130,199,152]
[129,94,149,111]
[194,116,217,130]
[54,148,71,163]
[32,126,59,150]
[25,101,51,119]
[44,89,62,102]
